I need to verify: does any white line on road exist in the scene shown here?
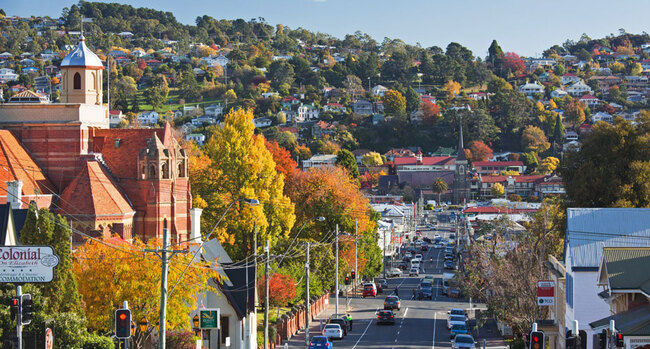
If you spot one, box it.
[432,311,437,349]
[351,307,378,349]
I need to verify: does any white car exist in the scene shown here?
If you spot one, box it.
[405,252,413,259]
[452,334,477,349]
[322,323,344,340]
[387,268,402,277]
[434,242,444,249]
[447,314,467,329]
[411,260,420,269]
[409,268,420,276]
[413,254,423,262]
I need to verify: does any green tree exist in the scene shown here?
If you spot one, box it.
[144,87,164,110]
[553,114,565,147]
[336,149,359,179]
[404,86,420,114]
[431,178,448,206]
[382,89,406,118]
[180,72,201,102]
[361,152,383,166]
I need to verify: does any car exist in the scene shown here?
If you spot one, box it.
[409,268,420,276]
[452,334,477,349]
[434,234,441,241]
[388,267,403,277]
[309,335,334,348]
[444,260,455,270]
[423,237,432,243]
[420,281,433,299]
[449,233,456,240]
[362,283,377,298]
[448,308,468,321]
[413,254,423,261]
[450,323,469,338]
[448,239,456,246]
[397,262,408,270]
[447,315,467,329]
[376,279,389,290]
[423,275,434,283]
[404,252,413,259]
[330,314,351,332]
[384,295,401,311]
[322,324,344,340]
[376,310,396,325]
[421,243,429,251]
[327,318,348,336]
[411,260,421,270]
[434,242,444,249]
[448,287,462,298]
[444,253,454,261]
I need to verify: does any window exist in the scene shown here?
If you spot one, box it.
[220,316,229,344]
[566,273,573,308]
[161,162,169,179]
[149,164,156,178]
[73,72,81,89]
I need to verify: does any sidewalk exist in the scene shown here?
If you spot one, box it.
[282,299,339,348]
[470,317,509,349]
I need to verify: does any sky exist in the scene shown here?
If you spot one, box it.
[4,0,650,57]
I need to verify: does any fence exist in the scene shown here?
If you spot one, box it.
[270,293,331,348]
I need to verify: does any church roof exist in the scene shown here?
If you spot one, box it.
[58,160,134,217]
[61,36,104,69]
[0,130,56,199]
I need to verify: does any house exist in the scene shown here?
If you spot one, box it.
[625,76,649,92]
[197,237,257,349]
[566,81,593,96]
[301,154,338,170]
[21,67,39,74]
[550,89,568,98]
[374,101,384,113]
[351,100,373,115]
[372,113,385,125]
[467,92,487,101]
[214,55,230,67]
[518,81,545,96]
[44,65,59,75]
[0,68,18,82]
[384,148,416,161]
[472,161,525,175]
[538,72,552,82]
[109,50,127,58]
[137,111,159,125]
[535,175,565,199]
[118,31,134,39]
[280,96,300,109]
[0,52,13,60]
[109,110,124,128]
[191,115,217,126]
[278,126,299,139]
[193,68,205,76]
[579,94,600,108]
[477,174,546,199]
[589,76,622,92]
[372,85,389,96]
[204,104,223,117]
[253,117,272,128]
[312,120,336,139]
[8,90,49,103]
[589,247,650,348]
[561,73,580,85]
[20,58,35,67]
[352,149,372,165]
[185,133,206,146]
[564,208,650,349]
[323,103,346,113]
[627,92,647,103]
[297,103,319,122]
[145,59,162,69]
[183,105,200,116]
[591,111,613,123]
[565,131,578,142]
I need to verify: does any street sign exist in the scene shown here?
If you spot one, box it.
[537,280,555,306]
[0,246,59,283]
[45,328,53,349]
[199,309,220,329]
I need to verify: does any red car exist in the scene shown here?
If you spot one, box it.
[362,283,377,297]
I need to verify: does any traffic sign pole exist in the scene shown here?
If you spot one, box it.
[16,285,22,349]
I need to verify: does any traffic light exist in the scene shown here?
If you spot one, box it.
[616,332,624,347]
[351,271,356,280]
[530,331,544,349]
[579,330,587,349]
[21,294,33,325]
[344,276,350,285]
[8,297,20,322]
[115,309,132,339]
[598,330,607,349]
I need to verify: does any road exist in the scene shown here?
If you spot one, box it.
[295,215,483,349]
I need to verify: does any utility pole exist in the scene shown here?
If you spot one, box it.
[305,242,310,346]
[335,224,339,314]
[354,219,358,298]
[264,240,270,349]
[16,285,22,349]
[383,226,387,279]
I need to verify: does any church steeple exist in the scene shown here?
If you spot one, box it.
[456,116,466,161]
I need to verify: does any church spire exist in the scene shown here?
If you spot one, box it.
[456,116,466,161]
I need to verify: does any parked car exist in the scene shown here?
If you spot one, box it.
[329,314,351,332]
[452,334,477,349]
[309,335,334,348]
[397,262,408,270]
[409,268,420,276]
[448,287,462,298]
[388,267,403,277]
[322,324,344,340]
[434,242,444,249]
[444,260,455,270]
[376,310,396,325]
[411,260,421,269]
[450,323,469,338]
[447,315,467,330]
[384,295,401,311]
[362,283,377,298]
[423,275,434,283]
[448,308,468,321]
[434,234,441,240]
[413,254,423,261]
[444,253,454,261]
[404,252,413,259]
[327,318,348,336]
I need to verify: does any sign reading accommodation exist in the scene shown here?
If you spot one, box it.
[0,246,60,283]
[537,280,555,306]
[199,309,220,329]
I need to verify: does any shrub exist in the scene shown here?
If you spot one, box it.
[81,334,114,349]
[166,331,197,349]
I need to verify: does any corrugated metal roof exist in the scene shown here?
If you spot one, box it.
[590,304,650,335]
[566,208,650,268]
[603,247,650,294]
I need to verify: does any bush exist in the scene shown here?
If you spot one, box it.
[507,194,522,202]
[166,331,197,349]
[81,334,114,349]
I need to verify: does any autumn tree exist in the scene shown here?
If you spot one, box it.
[420,100,440,122]
[502,52,525,76]
[361,152,383,167]
[469,141,493,162]
[258,273,297,317]
[431,178,448,206]
[73,237,219,348]
[336,149,359,179]
[521,125,551,153]
[190,109,296,259]
[265,140,298,182]
[564,99,586,128]
[538,157,560,174]
[382,89,406,118]
[444,80,461,100]
[492,183,505,197]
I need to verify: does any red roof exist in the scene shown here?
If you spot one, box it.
[472,161,524,167]
[580,94,598,100]
[563,73,577,77]
[281,96,298,102]
[480,175,546,183]
[464,206,537,214]
[393,156,454,166]
[326,103,344,108]
[0,130,56,197]
[58,161,134,217]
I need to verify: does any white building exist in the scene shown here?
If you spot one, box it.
[297,103,319,122]
[253,117,272,128]
[372,85,389,97]
[564,208,650,349]
[185,133,206,146]
[137,111,159,125]
[591,111,613,123]
[109,110,124,128]
[301,154,337,170]
[550,89,568,99]
[561,73,580,85]
[0,68,18,82]
[566,81,593,97]
[518,81,545,96]
[204,103,223,117]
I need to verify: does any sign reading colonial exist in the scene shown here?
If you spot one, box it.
[537,280,555,306]
[0,246,60,283]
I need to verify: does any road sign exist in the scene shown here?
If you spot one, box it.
[0,246,60,283]
[199,309,220,329]
[537,280,555,306]
[45,328,53,349]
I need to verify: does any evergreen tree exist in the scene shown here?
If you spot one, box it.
[335,149,359,179]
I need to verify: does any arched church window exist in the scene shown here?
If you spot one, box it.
[73,72,81,90]
[161,162,169,179]
[149,164,156,178]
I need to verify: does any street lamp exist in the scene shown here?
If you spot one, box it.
[139,318,149,334]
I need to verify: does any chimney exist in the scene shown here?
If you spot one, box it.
[7,181,23,209]
[416,150,423,165]
[189,208,204,257]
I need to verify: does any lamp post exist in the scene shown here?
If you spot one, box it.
[335,224,339,314]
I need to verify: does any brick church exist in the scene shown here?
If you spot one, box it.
[0,36,192,243]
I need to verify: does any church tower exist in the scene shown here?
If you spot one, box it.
[453,117,470,204]
[60,36,104,105]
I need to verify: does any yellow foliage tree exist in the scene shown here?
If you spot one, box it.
[491,183,505,197]
[549,99,558,110]
[190,109,296,259]
[444,80,461,99]
[536,101,545,111]
[361,152,383,166]
[538,157,560,174]
[73,237,218,347]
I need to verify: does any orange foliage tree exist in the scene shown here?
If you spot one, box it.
[259,273,297,308]
[469,141,494,162]
[265,140,298,182]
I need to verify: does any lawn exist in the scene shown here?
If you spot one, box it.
[256,306,292,326]
[129,87,224,113]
